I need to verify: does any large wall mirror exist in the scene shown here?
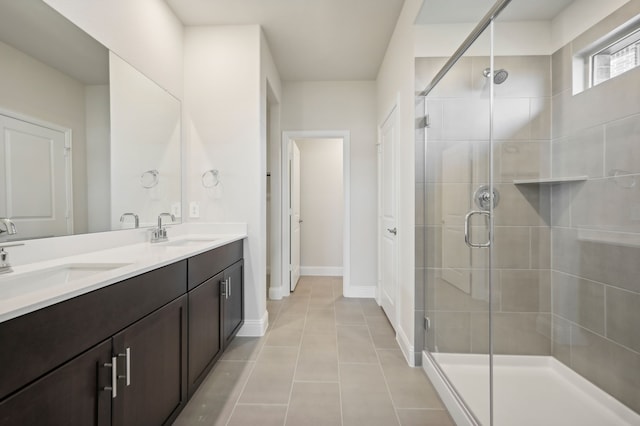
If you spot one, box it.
[0,0,181,242]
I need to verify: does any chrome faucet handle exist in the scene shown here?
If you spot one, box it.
[0,218,17,235]
[0,243,23,274]
[151,213,175,243]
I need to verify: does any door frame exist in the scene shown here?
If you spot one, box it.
[280,130,350,297]
[0,107,74,235]
[377,99,400,330]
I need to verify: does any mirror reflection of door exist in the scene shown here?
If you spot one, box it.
[0,113,71,240]
[290,142,301,291]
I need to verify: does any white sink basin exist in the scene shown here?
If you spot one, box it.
[0,263,131,299]
[156,238,219,248]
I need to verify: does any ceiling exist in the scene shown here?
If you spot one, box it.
[416,0,576,24]
[165,0,405,82]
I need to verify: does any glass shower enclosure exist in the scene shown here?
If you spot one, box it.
[417,0,640,424]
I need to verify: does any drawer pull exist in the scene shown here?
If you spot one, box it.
[103,356,117,398]
[118,347,131,386]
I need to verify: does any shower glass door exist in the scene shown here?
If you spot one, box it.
[420,17,495,425]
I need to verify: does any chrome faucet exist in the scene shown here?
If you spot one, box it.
[120,213,139,228]
[0,243,24,274]
[0,218,17,236]
[150,213,175,243]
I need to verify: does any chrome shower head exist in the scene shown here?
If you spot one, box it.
[483,68,509,84]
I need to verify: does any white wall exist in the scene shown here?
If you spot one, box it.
[184,25,282,335]
[296,138,343,274]
[282,81,378,294]
[43,0,184,99]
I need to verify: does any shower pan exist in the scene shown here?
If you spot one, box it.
[416,0,640,424]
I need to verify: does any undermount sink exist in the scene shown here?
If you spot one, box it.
[157,238,219,248]
[0,263,131,299]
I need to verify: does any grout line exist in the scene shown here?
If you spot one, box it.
[365,308,402,426]
[282,285,309,426]
[335,286,345,426]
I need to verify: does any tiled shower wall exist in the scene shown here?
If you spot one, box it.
[415,55,553,356]
[549,24,640,413]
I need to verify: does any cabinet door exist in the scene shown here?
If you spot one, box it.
[0,339,112,426]
[223,260,244,346]
[187,271,223,396]
[112,295,187,426]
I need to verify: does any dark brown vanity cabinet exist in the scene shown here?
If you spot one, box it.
[111,295,187,426]
[187,240,243,396]
[0,339,113,426]
[0,240,244,426]
[187,271,223,395]
[222,259,244,346]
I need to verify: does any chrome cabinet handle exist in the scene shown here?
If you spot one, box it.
[103,356,117,398]
[221,279,227,298]
[228,277,232,298]
[387,227,397,235]
[464,211,491,248]
[118,347,131,386]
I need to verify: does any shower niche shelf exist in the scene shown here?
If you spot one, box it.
[513,176,587,185]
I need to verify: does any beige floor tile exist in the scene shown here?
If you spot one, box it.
[222,336,266,361]
[335,302,366,325]
[304,308,337,334]
[228,404,288,426]
[239,346,298,404]
[295,333,339,382]
[174,360,254,426]
[340,363,399,426]
[285,382,341,426]
[337,325,378,363]
[396,409,455,426]
[378,350,444,409]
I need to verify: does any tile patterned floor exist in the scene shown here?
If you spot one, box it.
[174,276,454,426]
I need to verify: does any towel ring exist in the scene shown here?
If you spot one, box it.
[140,169,159,188]
[202,169,220,188]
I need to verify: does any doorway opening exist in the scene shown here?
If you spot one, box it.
[281,131,351,298]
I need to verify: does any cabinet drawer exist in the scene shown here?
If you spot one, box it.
[187,240,242,290]
[0,260,186,401]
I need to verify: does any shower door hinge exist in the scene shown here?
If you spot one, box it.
[423,316,430,331]
[416,114,430,129]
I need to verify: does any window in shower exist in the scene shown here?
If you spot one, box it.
[591,25,640,86]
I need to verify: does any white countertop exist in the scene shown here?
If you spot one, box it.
[0,232,246,323]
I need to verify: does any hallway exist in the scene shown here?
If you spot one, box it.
[174,276,453,425]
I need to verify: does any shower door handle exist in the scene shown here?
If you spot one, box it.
[464,211,491,248]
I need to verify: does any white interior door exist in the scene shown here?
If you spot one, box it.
[290,142,301,291]
[379,108,398,329]
[0,114,70,240]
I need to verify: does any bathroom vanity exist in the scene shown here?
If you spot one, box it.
[0,237,244,426]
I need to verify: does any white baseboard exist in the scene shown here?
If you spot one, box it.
[237,310,269,337]
[396,326,416,367]
[343,284,376,298]
[268,284,284,300]
[300,266,343,276]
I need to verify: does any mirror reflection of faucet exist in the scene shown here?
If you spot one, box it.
[150,213,175,243]
[0,242,24,275]
[0,218,17,236]
[120,213,140,229]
